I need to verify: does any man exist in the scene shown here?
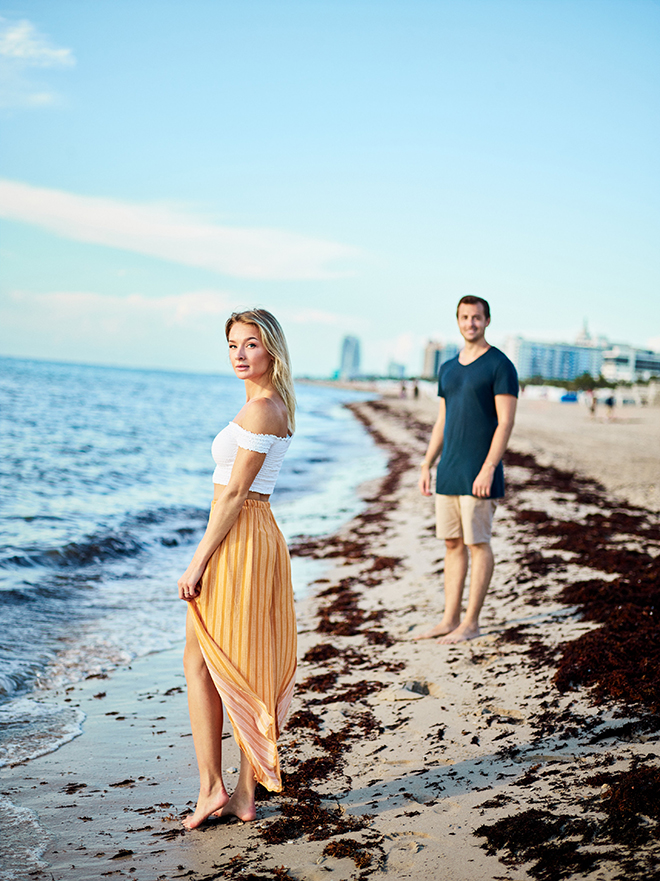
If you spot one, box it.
[416,296,518,644]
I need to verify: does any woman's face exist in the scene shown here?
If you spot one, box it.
[227,322,272,382]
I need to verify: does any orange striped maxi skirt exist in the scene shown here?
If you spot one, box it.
[190,498,296,792]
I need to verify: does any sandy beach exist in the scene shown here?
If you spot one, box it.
[3,395,660,881]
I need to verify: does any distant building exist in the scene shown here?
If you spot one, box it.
[505,325,660,383]
[505,323,606,381]
[339,335,361,380]
[388,361,405,379]
[422,341,442,378]
[601,345,660,383]
[422,340,460,379]
[505,336,604,381]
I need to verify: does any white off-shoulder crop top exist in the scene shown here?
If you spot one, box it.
[211,421,292,494]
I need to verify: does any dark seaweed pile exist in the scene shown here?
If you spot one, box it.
[476,759,660,881]
[502,449,660,716]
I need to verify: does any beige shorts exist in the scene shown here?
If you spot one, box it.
[435,494,498,545]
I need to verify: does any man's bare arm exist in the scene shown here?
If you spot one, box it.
[419,397,446,496]
[472,394,517,498]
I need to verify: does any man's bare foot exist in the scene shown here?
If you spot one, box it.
[182,785,230,830]
[214,790,257,823]
[437,624,480,644]
[413,621,459,640]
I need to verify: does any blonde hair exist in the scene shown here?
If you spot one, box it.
[225,309,296,433]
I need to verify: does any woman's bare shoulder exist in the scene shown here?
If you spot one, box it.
[238,396,288,438]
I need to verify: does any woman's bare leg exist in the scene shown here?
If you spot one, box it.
[182,608,230,829]
[217,749,258,822]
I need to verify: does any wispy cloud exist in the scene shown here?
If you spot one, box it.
[0,179,360,280]
[0,19,75,66]
[5,288,236,324]
[0,18,75,108]
[12,289,235,325]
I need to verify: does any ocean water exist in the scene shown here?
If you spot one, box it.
[0,357,386,776]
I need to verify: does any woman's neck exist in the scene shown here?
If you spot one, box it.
[243,377,275,400]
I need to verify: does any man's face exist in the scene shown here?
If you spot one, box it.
[457,302,490,343]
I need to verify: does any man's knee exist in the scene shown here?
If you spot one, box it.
[467,542,495,571]
[445,537,465,552]
[467,540,491,552]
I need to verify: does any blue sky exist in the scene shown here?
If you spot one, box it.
[1,0,658,376]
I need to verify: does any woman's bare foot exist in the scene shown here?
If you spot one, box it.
[436,623,480,644]
[182,784,230,830]
[413,620,458,640]
[214,789,257,823]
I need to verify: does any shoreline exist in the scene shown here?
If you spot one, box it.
[2,396,660,880]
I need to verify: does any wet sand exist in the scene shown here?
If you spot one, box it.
[3,396,660,880]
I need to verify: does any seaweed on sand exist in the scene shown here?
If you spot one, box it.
[285,709,322,731]
[315,579,370,636]
[477,761,660,881]
[323,836,380,869]
[502,448,660,715]
[216,856,295,880]
[474,446,660,881]
[586,761,660,845]
[261,800,369,845]
[475,808,603,880]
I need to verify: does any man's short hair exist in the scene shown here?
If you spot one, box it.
[456,295,490,321]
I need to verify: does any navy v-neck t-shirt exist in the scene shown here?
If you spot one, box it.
[436,346,518,498]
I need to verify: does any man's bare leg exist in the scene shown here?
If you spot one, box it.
[182,609,230,829]
[438,541,494,644]
[414,537,468,639]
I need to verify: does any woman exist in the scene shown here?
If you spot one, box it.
[177,309,296,829]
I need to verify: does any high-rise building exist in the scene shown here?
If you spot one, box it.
[339,335,361,380]
[422,341,442,378]
[422,340,460,378]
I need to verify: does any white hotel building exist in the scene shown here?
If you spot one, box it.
[601,345,660,383]
[504,326,660,383]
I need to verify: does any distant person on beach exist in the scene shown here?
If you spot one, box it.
[587,389,597,419]
[177,309,296,828]
[416,296,518,644]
